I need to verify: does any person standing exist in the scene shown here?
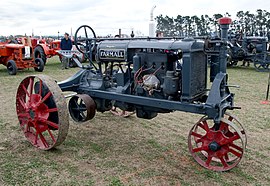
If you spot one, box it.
[60,33,72,69]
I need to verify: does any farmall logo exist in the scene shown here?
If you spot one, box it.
[99,49,125,60]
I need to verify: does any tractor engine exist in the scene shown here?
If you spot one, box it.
[89,39,207,118]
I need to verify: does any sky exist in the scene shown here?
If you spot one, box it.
[0,0,270,37]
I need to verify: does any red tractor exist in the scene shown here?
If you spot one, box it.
[32,39,61,64]
[0,38,44,75]
[33,39,84,66]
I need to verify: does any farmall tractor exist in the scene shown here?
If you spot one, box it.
[0,37,44,75]
[15,18,247,171]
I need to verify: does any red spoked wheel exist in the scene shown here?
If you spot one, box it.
[110,106,135,118]
[16,75,69,150]
[193,113,247,163]
[188,116,245,171]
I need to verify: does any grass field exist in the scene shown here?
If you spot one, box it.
[0,57,269,185]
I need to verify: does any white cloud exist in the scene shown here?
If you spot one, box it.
[0,0,269,36]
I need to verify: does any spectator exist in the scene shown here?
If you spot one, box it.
[60,33,72,69]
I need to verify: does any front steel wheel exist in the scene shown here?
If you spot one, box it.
[188,116,245,171]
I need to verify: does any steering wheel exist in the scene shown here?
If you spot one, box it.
[74,25,97,55]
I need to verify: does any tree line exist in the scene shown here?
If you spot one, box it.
[155,9,270,38]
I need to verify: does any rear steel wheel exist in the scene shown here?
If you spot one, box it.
[188,116,245,171]
[16,75,69,150]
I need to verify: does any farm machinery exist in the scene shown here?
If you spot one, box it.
[15,18,247,171]
[0,37,44,75]
[227,34,270,71]
[33,39,84,67]
[32,39,61,64]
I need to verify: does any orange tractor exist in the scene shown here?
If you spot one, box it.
[0,37,44,75]
[32,39,61,64]
[33,39,84,67]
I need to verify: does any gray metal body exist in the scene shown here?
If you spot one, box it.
[58,23,235,124]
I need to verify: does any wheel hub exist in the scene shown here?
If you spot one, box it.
[208,141,221,152]
[29,109,35,119]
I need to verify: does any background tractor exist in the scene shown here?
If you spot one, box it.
[33,39,61,65]
[33,39,84,67]
[0,37,44,75]
[227,34,270,71]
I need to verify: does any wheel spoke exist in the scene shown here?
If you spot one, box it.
[39,132,49,148]
[23,123,30,133]
[18,113,29,118]
[21,84,30,97]
[191,131,203,138]
[29,77,34,96]
[220,134,240,145]
[41,91,52,103]
[34,130,38,145]
[47,128,56,142]
[219,157,229,168]
[205,155,212,166]
[46,120,59,129]
[79,99,83,106]
[229,148,242,158]
[48,107,58,113]
[198,120,209,131]
[230,143,243,152]
[192,146,205,153]
[18,98,27,110]
[224,153,229,161]
[74,99,80,108]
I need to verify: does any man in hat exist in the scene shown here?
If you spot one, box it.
[60,32,72,69]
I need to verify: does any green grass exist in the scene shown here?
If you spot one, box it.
[0,58,270,185]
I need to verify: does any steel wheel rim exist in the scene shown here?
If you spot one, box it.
[68,94,96,122]
[16,75,69,150]
[194,113,247,163]
[188,116,245,171]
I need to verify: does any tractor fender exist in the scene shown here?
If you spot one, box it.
[35,44,50,55]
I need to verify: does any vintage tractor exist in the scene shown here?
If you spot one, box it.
[0,38,44,75]
[33,39,84,67]
[242,36,270,71]
[33,39,61,65]
[227,35,270,71]
[15,18,246,171]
